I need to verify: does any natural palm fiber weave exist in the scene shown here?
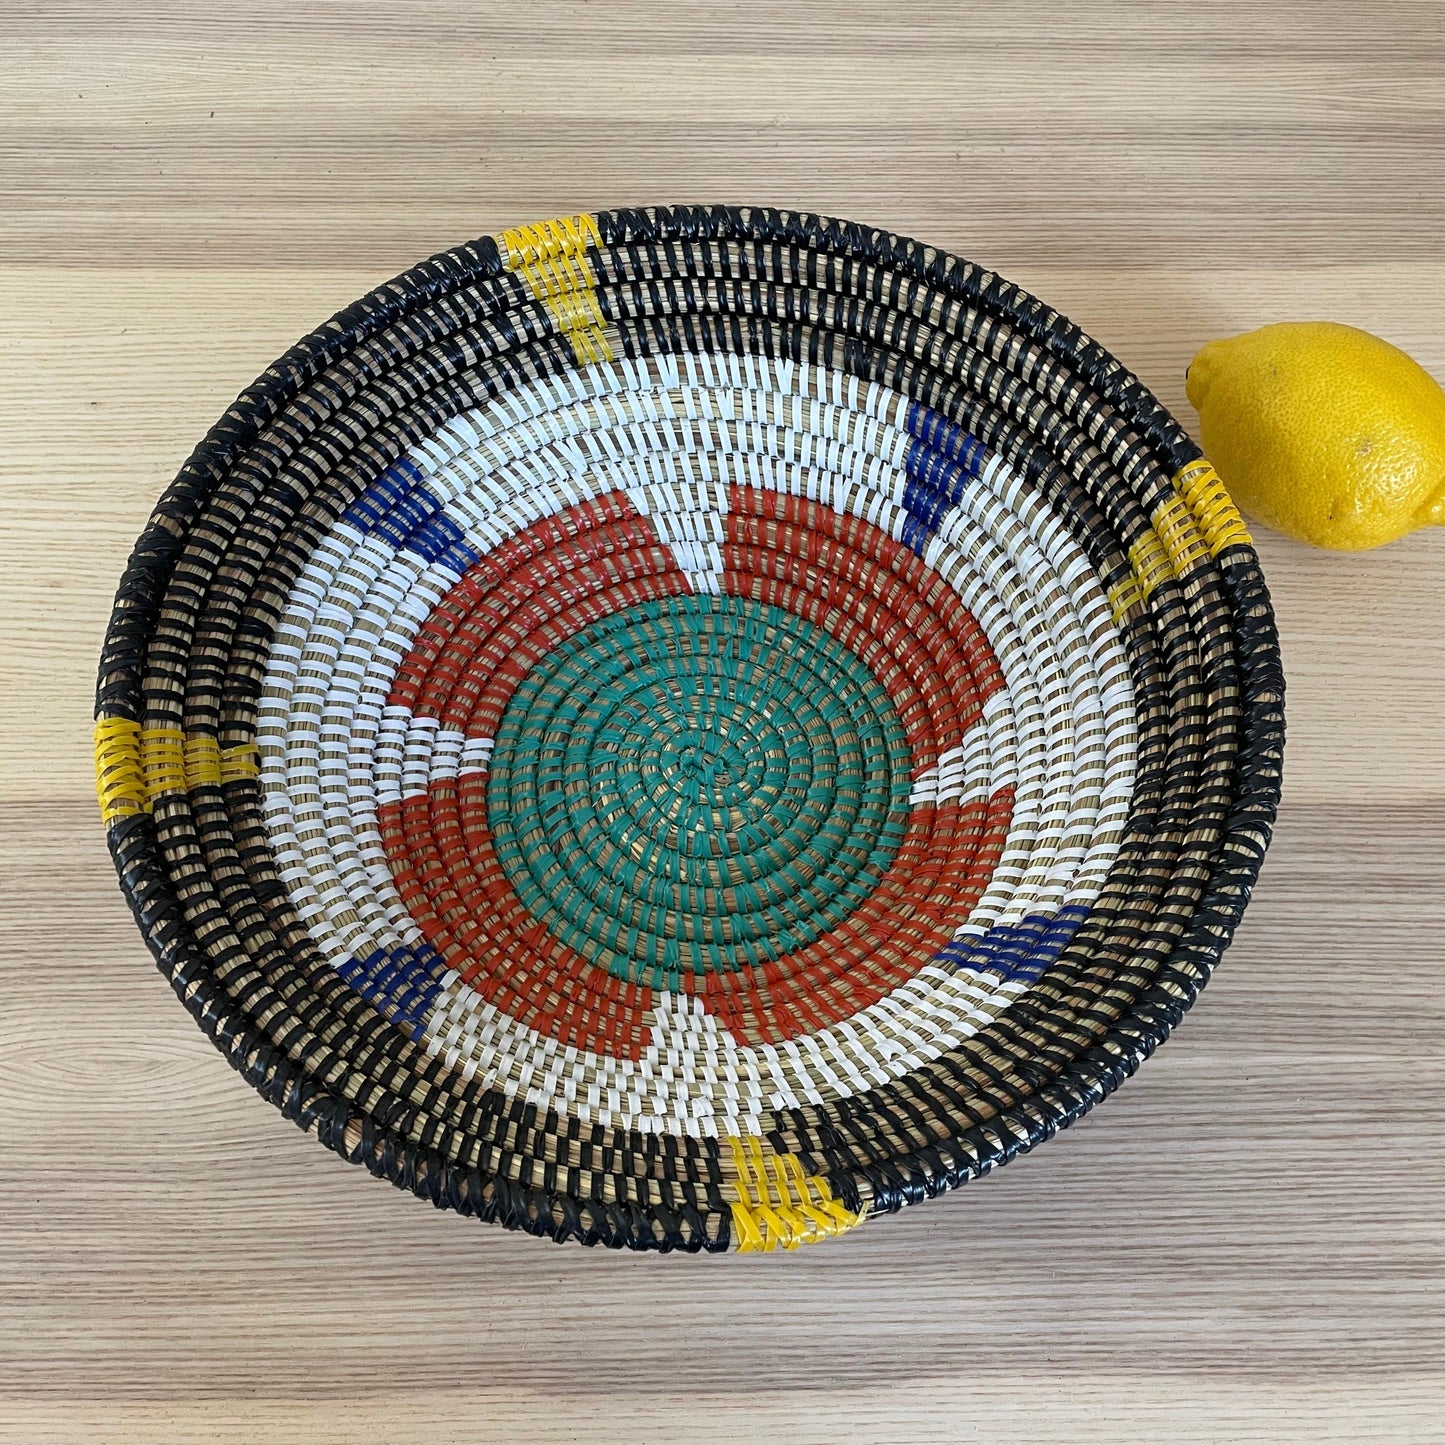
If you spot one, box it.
[95,207,1284,1252]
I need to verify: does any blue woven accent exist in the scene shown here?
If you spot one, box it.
[934,902,1091,984]
[906,400,986,476]
[977,915,1053,978]
[342,457,427,534]
[374,486,439,550]
[338,942,446,1039]
[405,510,481,569]
[901,474,951,549]
[898,402,987,554]
[906,440,975,505]
[899,511,935,557]
[930,936,978,972]
[339,458,480,573]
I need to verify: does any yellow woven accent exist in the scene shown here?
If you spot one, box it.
[97,726,259,821]
[508,235,592,299]
[1174,458,1253,555]
[141,726,187,802]
[499,213,602,278]
[220,743,260,784]
[1111,468,1246,626]
[1152,493,1213,580]
[547,287,614,366]
[726,1136,865,1252]
[499,213,613,367]
[1107,574,1143,628]
[1126,527,1174,604]
[177,735,257,788]
[94,717,145,826]
[183,733,222,789]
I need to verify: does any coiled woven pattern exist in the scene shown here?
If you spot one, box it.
[95,208,1283,1252]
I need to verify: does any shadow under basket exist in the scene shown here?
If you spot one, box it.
[94,207,1284,1253]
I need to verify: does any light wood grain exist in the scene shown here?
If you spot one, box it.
[2,3,1444,1441]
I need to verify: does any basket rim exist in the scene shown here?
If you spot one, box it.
[96,204,1285,1251]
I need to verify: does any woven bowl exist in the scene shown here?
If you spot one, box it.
[96,207,1283,1252]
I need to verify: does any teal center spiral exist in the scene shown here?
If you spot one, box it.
[487,594,913,988]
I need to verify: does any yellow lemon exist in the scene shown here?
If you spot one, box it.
[1186,321,1445,550]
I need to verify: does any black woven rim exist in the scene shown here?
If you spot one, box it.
[97,206,1284,1251]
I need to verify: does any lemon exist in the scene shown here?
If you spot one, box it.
[1186,321,1445,551]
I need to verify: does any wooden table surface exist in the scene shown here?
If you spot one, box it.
[3,3,1443,1440]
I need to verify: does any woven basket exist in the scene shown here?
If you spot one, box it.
[95,207,1284,1253]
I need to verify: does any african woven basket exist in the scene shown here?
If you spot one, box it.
[96,207,1284,1253]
